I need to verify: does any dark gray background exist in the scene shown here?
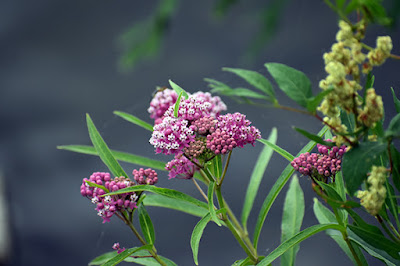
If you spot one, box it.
[1,0,399,265]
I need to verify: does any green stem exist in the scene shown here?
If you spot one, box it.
[123,214,167,266]
[376,215,400,243]
[218,150,232,186]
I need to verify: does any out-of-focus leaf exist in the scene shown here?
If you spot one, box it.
[253,126,328,249]
[391,87,400,113]
[86,114,128,178]
[281,175,304,266]
[361,0,392,25]
[390,145,400,191]
[265,63,312,108]
[340,108,356,133]
[57,145,167,171]
[242,128,277,231]
[191,213,212,265]
[306,88,334,113]
[143,193,208,217]
[342,142,387,195]
[386,113,400,137]
[222,67,275,100]
[258,224,345,266]
[138,204,155,245]
[113,111,153,132]
[214,0,239,17]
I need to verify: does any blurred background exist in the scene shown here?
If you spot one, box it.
[1,0,400,265]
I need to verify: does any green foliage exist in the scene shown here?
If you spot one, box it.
[386,113,400,137]
[125,250,177,266]
[242,128,277,231]
[391,87,400,113]
[138,204,156,245]
[113,111,154,132]
[88,245,152,266]
[214,0,239,17]
[281,175,304,266]
[305,88,334,113]
[169,79,189,99]
[265,63,312,108]
[174,91,183,118]
[86,114,128,178]
[191,213,212,265]
[257,137,293,162]
[207,181,222,226]
[293,127,335,147]
[258,224,346,266]
[342,142,387,195]
[57,145,167,171]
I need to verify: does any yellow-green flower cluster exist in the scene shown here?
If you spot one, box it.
[358,88,384,128]
[357,166,387,216]
[366,36,393,69]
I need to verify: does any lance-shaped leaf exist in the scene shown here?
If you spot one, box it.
[265,63,312,108]
[386,113,400,137]
[253,126,328,249]
[125,250,177,266]
[294,127,335,147]
[222,67,275,100]
[138,204,155,245]
[86,114,128,178]
[143,193,208,218]
[342,142,387,195]
[281,175,304,266]
[113,111,153,132]
[257,138,293,162]
[305,88,334,113]
[258,224,345,265]
[391,87,400,113]
[94,245,152,266]
[191,213,212,265]
[106,185,208,209]
[57,145,167,171]
[173,91,183,118]
[207,181,221,226]
[242,128,277,231]
[313,199,367,265]
[169,79,189,99]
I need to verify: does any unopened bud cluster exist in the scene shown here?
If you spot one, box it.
[133,168,158,185]
[357,166,387,216]
[291,142,346,182]
[318,20,391,140]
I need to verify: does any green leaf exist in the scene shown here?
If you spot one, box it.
[101,245,152,266]
[143,193,208,217]
[113,111,153,132]
[313,199,366,265]
[340,108,356,133]
[214,0,239,17]
[207,181,221,226]
[387,113,400,137]
[57,145,167,171]
[294,127,335,147]
[335,171,346,201]
[348,225,400,261]
[222,67,275,100]
[205,78,233,93]
[106,185,208,209]
[265,63,312,108]
[222,88,270,100]
[253,126,328,249]
[212,155,222,179]
[86,114,128,178]
[85,181,109,193]
[390,145,400,191]
[257,137,293,162]
[258,224,345,266]
[191,213,212,265]
[281,175,304,266]
[242,128,277,231]
[138,204,155,245]
[125,250,177,266]
[346,209,383,235]
[342,142,387,195]
[305,88,334,113]
[89,251,118,265]
[174,91,183,118]
[391,87,400,113]
[169,80,189,99]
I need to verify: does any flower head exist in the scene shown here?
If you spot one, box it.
[148,88,178,120]
[165,153,199,179]
[133,168,158,185]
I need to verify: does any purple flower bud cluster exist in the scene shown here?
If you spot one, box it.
[163,96,213,122]
[133,168,158,185]
[206,128,237,154]
[165,154,199,179]
[112,242,126,254]
[149,116,196,155]
[192,116,216,135]
[191,91,227,117]
[215,113,261,148]
[291,143,347,180]
[148,88,178,120]
[80,172,139,223]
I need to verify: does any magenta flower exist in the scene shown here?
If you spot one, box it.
[112,242,126,254]
[191,91,227,117]
[149,116,196,155]
[163,95,213,122]
[80,172,139,223]
[165,153,199,179]
[133,168,158,185]
[148,88,178,120]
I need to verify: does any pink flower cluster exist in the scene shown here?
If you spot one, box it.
[133,168,158,185]
[148,88,178,121]
[148,88,260,180]
[291,142,347,181]
[80,170,156,223]
[112,242,126,254]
